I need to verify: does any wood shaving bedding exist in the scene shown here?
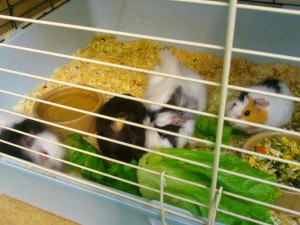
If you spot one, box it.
[15,34,300,133]
[12,34,300,224]
[271,210,300,225]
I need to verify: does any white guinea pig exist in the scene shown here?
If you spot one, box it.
[0,111,65,171]
[225,78,294,134]
[144,49,207,148]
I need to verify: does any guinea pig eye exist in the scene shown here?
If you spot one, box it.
[233,103,236,107]
[244,110,250,116]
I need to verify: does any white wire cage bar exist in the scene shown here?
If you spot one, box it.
[1,67,300,139]
[0,154,208,225]
[1,106,299,195]
[1,96,300,176]
[0,46,299,138]
[0,0,300,224]
[208,0,238,223]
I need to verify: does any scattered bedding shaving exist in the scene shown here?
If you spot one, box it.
[13,34,300,225]
[14,34,300,136]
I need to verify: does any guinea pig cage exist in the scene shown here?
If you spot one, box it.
[0,0,300,224]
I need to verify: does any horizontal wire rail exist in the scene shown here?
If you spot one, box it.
[2,84,300,164]
[0,136,212,216]
[0,109,214,169]
[0,123,209,213]
[0,123,212,196]
[0,90,215,146]
[1,66,299,106]
[1,108,299,217]
[170,0,229,6]
[1,112,297,195]
[0,133,212,215]
[223,144,300,168]
[1,108,299,219]
[0,153,207,225]
[0,43,218,120]
[219,166,300,193]
[0,47,299,134]
[0,13,299,62]
[223,190,300,216]
[171,0,300,15]
[0,120,212,191]
[0,15,224,50]
[0,44,298,220]
[233,47,300,62]
[0,0,70,40]
[0,67,218,123]
[2,123,297,220]
[217,209,271,225]
[0,139,156,192]
[1,44,299,139]
[0,78,298,214]
[223,118,300,137]
[1,67,300,150]
[0,42,220,90]
[2,64,297,140]
[0,130,212,220]
[237,2,300,15]
[239,0,300,8]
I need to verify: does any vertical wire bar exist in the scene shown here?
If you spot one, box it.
[210,187,224,224]
[5,0,17,29]
[207,0,238,224]
[160,171,167,225]
[49,0,54,9]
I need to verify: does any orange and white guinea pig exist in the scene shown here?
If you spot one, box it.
[225,78,294,134]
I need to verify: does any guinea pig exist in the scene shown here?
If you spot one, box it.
[96,94,150,162]
[144,49,207,148]
[0,111,66,171]
[225,78,294,134]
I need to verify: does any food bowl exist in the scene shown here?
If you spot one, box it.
[242,131,300,212]
[33,85,103,140]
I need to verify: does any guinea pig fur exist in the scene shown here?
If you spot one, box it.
[144,49,207,148]
[225,78,294,134]
[0,112,65,171]
[96,94,150,162]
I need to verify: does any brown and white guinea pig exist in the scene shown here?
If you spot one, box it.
[225,78,294,134]
[143,49,207,148]
[96,94,151,162]
[0,111,66,171]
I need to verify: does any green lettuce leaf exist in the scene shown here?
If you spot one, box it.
[65,133,106,183]
[104,159,140,195]
[65,134,141,196]
[194,115,232,145]
[137,148,280,225]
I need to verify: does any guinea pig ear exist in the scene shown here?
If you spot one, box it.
[254,98,270,109]
[171,116,187,126]
[233,91,241,98]
[20,135,34,147]
[38,149,49,162]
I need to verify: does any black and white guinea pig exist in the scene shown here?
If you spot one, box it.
[96,94,150,162]
[0,111,66,171]
[143,49,207,148]
[225,78,294,134]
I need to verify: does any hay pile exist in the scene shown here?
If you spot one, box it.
[15,34,300,131]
